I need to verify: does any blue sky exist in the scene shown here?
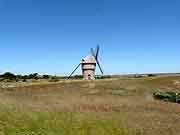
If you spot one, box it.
[0,0,180,75]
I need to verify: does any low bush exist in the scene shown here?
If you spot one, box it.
[49,77,59,82]
[96,75,112,79]
[153,91,180,103]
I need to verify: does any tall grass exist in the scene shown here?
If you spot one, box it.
[0,107,138,135]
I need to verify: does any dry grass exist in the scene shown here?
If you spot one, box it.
[0,76,180,135]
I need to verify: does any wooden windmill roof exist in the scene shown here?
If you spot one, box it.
[82,55,96,64]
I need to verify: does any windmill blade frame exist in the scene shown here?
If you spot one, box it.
[95,45,100,59]
[68,63,81,79]
[96,59,103,74]
[91,46,103,75]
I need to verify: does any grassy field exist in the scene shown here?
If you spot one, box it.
[0,76,180,135]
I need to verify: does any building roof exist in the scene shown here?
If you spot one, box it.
[82,55,96,63]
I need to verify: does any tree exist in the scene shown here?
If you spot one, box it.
[42,75,50,79]
[147,74,156,77]
[28,73,39,79]
[0,72,16,80]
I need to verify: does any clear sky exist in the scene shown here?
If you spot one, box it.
[0,0,180,75]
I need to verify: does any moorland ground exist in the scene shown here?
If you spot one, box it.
[0,76,180,135]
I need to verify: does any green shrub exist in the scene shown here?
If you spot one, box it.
[49,77,59,82]
[96,75,112,79]
[153,91,180,103]
[22,79,27,82]
[42,75,50,79]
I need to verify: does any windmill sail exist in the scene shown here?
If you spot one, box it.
[95,45,100,59]
[96,59,103,74]
[68,63,81,78]
[91,45,103,75]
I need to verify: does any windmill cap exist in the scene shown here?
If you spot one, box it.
[82,55,96,63]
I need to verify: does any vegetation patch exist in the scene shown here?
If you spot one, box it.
[0,107,138,135]
[153,91,180,103]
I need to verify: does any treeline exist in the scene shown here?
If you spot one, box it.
[0,72,67,82]
[68,75,113,79]
[96,75,112,79]
[0,72,114,82]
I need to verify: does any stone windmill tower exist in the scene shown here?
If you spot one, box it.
[68,45,103,80]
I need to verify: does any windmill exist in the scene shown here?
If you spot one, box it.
[68,45,103,80]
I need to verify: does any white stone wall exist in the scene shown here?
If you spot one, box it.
[83,70,95,80]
